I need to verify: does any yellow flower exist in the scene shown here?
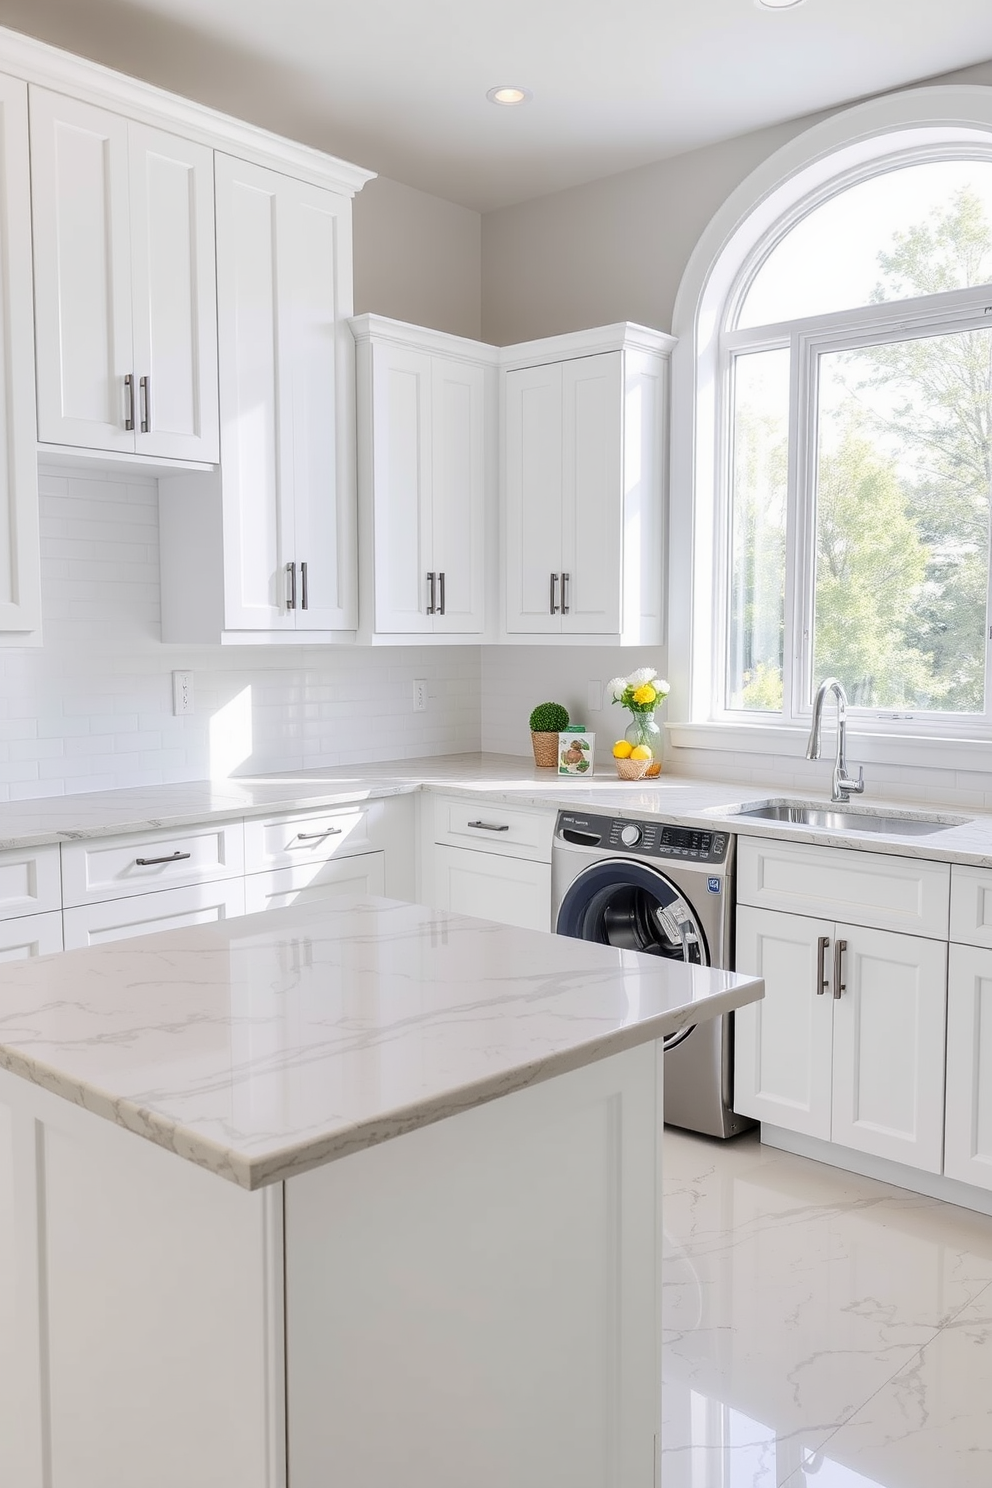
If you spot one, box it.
[631,683,657,706]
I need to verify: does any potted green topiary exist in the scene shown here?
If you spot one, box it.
[529,701,569,768]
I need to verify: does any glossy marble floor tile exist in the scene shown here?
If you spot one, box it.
[661,1130,992,1487]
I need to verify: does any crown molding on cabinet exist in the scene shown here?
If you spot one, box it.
[498,321,677,372]
[0,24,376,196]
[350,314,500,366]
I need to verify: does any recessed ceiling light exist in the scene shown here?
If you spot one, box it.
[755,0,806,8]
[487,86,532,106]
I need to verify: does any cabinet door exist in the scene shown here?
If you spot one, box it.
[831,924,947,1173]
[31,88,134,452]
[283,178,356,631]
[430,356,487,635]
[215,154,295,632]
[369,342,433,634]
[560,352,622,635]
[244,853,385,914]
[733,906,833,1137]
[431,845,551,932]
[128,124,218,462]
[0,77,40,635]
[945,943,992,1190]
[63,880,246,949]
[0,910,63,962]
[503,363,563,634]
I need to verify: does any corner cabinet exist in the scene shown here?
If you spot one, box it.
[0,73,41,639]
[160,156,360,643]
[351,315,497,642]
[30,87,219,463]
[501,323,674,644]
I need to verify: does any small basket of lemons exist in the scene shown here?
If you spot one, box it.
[612,738,653,780]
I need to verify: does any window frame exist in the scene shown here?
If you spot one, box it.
[669,88,992,765]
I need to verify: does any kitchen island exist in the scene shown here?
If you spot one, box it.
[0,894,762,1488]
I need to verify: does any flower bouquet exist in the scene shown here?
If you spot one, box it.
[605,668,670,779]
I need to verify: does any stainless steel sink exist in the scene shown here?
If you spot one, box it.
[733,801,970,836]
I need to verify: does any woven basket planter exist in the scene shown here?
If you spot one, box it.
[531,731,560,769]
[615,757,649,781]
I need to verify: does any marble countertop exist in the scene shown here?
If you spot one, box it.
[3,753,992,866]
[0,894,762,1189]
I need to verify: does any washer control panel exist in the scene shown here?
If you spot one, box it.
[556,811,730,865]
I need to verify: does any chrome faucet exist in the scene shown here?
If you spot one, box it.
[806,678,865,803]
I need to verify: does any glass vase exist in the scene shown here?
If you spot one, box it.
[625,710,662,774]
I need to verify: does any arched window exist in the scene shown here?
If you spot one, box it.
[670,88,992,750]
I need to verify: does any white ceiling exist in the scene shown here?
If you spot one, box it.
[7,0,992,211]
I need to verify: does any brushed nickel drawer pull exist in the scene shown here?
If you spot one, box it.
[135,851,191,866]
[467,820,510,832]
[816,935,830,995]
[140,374,151,433]
[549,571,559,614]
[561,571,570,614]
[426,571,436,615]
[124,373,135,431]
[833,938,847,999]
[300,560,309,610]
[437,570,445,616]
[286,561,297,610]
[295,828,343,841]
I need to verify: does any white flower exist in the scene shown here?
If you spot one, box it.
[627,666,657,685]
[653,677,671,697]
[606,676,628,701]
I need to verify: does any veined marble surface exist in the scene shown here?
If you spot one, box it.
[0,894,761,1190]
[2,752,992,864]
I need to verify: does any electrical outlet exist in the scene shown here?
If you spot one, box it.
[413,679,428,713]
[172,670,194,716]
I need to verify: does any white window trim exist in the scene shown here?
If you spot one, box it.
[669,84,992,769]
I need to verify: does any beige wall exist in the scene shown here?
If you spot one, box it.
[353,175,482,339]
[481,58,992,345]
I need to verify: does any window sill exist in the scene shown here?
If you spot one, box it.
[667,720,992,773]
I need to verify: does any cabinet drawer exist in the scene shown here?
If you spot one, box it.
[737,836,950,939]
[244,803,378,873]
[949,864,992,949]
[433,796,554,863]
[244,853,386,914]
[0,910,63,961]
[61,822,245,907]
[63,880,246,949]
[432,845,551,931]
[0,843,61,920]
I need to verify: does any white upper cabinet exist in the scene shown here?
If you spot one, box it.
[30,87,219,463]
[160,155,358,642]
[502,324,674,644]
[0,73,40,638]
[352,315,496,642]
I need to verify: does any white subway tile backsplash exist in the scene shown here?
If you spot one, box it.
[0,468,481,800]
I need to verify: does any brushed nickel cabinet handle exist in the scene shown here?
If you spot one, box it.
[549,571,559,614]
[561,571,570,614]
[467,820,510,832]
[135,850,191,866]
[139,374,151,433]
[124,373,135,431]
[294,828,342,841]
[438,570,445,615]
[816,935,830,995]
[300,560,309,611]
[833,938,847,999]
[426,571,436,615]
[286,561,297,610]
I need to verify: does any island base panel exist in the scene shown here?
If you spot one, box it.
[285,1042,662,1488]
[0,1071,285,1488]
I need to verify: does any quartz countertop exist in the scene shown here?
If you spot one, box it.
[0,894,762,1189]
[3,753,992,866]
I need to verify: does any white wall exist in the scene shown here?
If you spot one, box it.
[0,468,480,802]
[354,175,482,339]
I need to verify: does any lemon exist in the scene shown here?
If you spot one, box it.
[629,744,652,761]
[612,739,633,759]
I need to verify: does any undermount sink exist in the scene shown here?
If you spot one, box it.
[732,800,971,836]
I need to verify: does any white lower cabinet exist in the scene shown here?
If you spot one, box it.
[432,845,551,932]
[735,838,950,1175]
[244,853,385,913]
[0,910,63,960]
[944,863,992,1192]
[63,880,246,949]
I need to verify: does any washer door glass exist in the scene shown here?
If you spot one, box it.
[556,860,709,965]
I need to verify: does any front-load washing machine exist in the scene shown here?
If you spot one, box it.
[552,808,753,1139]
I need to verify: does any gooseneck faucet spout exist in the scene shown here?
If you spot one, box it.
[806,678,865,804]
